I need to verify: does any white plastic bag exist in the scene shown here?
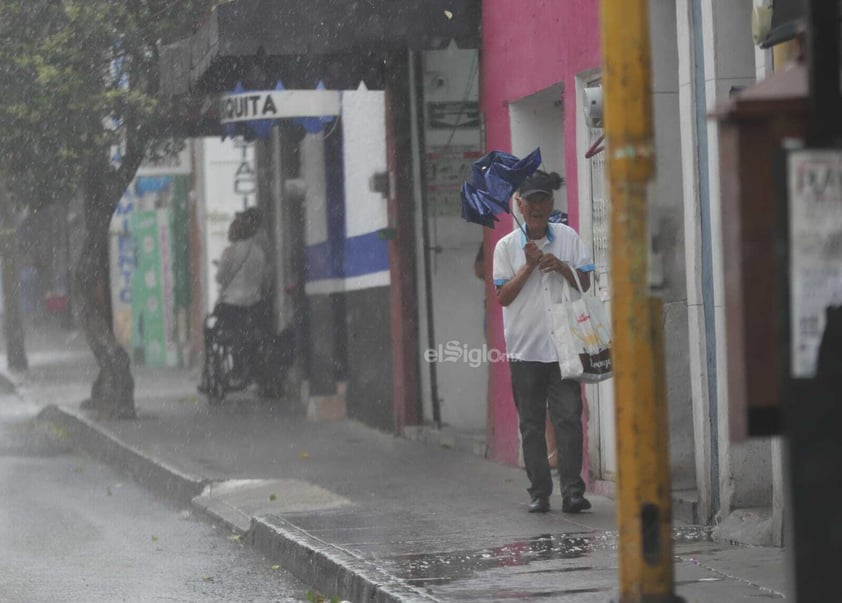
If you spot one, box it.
[551,270,613,383]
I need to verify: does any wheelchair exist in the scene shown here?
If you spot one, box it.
[198,312,295,406]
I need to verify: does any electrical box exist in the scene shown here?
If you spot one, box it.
[713,61,808,440]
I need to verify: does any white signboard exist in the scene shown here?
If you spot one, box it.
[219,90,341,124]
[136,144,192,176]
[788,149,842,377]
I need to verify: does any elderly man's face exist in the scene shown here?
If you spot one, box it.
[516,192,554,236]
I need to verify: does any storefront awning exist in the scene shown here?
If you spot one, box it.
[160,0,481,95]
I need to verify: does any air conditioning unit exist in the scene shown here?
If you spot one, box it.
[583,85,603,128]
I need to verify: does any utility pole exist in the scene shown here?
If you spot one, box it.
[600,1,683,601]
[783,1,842,600]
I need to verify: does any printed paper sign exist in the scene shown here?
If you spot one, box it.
[788,149,842,377]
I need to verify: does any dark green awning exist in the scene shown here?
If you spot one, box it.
[160,0,481,95]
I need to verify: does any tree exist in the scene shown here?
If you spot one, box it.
[0,0,213,417]
[0,188,28,371]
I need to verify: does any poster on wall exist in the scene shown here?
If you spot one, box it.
[427,101,480,130]
[131,210,179,367]
[425,146,483,216]
[787,149,842,378]
[136,141,192,176]
[109,194,136,349]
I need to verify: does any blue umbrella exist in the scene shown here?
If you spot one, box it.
[460,148,542,229]
[548,209,568,225]
[459,182,509,227]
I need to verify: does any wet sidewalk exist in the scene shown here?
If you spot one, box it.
[1,329,789,601]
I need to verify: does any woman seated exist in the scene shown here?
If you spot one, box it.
[214,207,270,386]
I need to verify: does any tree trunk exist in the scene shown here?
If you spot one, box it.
[0,230,29,371]
[76,167,135,419]
[0,212,28,371]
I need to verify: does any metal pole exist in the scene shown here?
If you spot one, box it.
[805,0,841,147]
[784,2,842,601]
[600,1,683,601]
[410,49,442,428]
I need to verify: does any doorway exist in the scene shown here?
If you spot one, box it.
[417,48,487,432]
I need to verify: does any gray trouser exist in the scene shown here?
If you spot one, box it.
[509,360,585,500]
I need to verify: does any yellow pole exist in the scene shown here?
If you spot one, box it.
[600,1,683,601]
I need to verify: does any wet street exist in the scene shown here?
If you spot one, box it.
[0,336,790,603]
[0,386,311,603]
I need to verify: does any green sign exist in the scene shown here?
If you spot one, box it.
[131,210,178,367]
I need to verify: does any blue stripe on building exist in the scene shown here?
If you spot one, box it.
[305,120,389,286]
[345,232,389,277]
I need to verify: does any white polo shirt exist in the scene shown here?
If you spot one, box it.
[492,223,595,362]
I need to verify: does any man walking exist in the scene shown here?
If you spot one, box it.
[492,170,595,514]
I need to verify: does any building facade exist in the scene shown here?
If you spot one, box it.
[479,0,783,545]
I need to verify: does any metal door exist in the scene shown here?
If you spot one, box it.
[587,125,617,481]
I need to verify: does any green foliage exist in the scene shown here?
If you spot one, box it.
[305,591,341,603]
[0,0,214,209]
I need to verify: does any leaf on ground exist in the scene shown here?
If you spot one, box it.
[444,10,453,19]
[47,424,69,440]
[151,535,158,542]
[202,576,214,583]
[228,534,241,542]
[271,564,280,570]
[269,494,277,501]
[73,465,85,474]
[298,451,310,459]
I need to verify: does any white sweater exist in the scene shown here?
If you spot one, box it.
[215,239,267,306]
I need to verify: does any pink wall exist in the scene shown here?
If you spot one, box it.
[482,0,602,466]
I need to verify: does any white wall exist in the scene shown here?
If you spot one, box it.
[677,0,775,536]
[700,0,773,516]
[416,47,486,431]
[301,133,328,252]
[301,84,390,296]
[677,0,716,523]
[509,85,566,213]
[343,86,388,241]
[201,137,258,312]
[341,84,390,291]
[649,0,697,493]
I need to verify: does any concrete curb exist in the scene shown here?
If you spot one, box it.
[37,404,208,506]
[249,516,438,603]
[35,403,434,603]
[0,370,19,394]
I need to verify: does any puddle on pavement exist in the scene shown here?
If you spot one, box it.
[385,526,712,588]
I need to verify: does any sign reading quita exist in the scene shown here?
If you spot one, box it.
[219,90,341,124]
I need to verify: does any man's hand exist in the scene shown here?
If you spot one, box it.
[497,242,541,307]
[538,253,591,291]
[524,241,543,267]
[538,252,564,274]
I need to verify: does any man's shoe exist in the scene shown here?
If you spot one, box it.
[528,496,550,513]
[561,495,592,513]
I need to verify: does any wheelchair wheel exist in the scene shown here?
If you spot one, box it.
[204,346,224,406]
[202,324,235,406]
